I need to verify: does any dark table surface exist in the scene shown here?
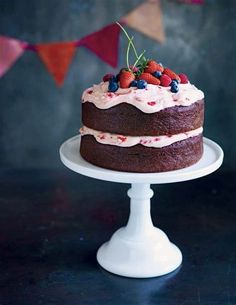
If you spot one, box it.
[0,168,235,305]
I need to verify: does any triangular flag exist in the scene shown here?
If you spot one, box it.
[36,41,76,86]
[0,36,25,78]
[122,0,165,43]
[79,23,121,68]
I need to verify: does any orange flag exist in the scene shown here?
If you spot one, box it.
[122,0,165,43]
[36,42,76,86]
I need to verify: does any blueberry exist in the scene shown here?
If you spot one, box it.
[137,80,147,89]
[130,80,138,87]
[108,81,119,92]
[152,71,162,78]
[171,83,179,93]
[170,79,179,86]
[109,75,117,83]
[172,78,180,84]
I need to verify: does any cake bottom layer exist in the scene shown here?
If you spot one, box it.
[80,134,203,173]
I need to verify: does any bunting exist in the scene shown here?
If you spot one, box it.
[122,0,165,43]
[0,36,25,78]
[36,42,76,86]
[0,0,203,86]
[79,23,121,68]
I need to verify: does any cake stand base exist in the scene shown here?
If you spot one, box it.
[60,136,223,278]
[97,183,182,278]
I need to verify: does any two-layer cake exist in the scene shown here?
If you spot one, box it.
[80,79,204,172]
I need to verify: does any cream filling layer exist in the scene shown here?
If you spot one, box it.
[82,82,204,114]
[80,126,203,148]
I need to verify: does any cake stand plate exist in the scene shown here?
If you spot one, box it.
[60,136,223,278]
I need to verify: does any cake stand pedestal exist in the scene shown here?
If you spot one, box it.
[60,136,223,278]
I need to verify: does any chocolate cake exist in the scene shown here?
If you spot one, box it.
[79,25,204,173]
[80,82,204,173]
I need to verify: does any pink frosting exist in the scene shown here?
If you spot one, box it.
[82,82,204,114]
[80,126,203,148]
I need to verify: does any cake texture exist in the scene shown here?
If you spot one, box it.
[79,25,204,172]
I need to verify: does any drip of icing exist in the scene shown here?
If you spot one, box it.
[80,126,203,148]
[82,82,204,114]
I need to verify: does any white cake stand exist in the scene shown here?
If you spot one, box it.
[60,136,223,278]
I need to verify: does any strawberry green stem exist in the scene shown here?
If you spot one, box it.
[116,22,139,59]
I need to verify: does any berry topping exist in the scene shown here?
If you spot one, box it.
[137,79,147,89]
[119,70,135,88]
[103,73,115,82]
[118,136,127,142]
[144,60,164,74]
[163,68,180,82]
[152,71,162,78]
[147,101,156,106]
[112,23,189,93]
[108,81,119,92]
[171,83,179,93]
[130,80,138,87]
[160,74,172,87]
[138,72,160,85]
[178,73,189,84]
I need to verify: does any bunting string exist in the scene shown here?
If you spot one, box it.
[0,0,203,87]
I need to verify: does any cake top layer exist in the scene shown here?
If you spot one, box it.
[82,81,204,114]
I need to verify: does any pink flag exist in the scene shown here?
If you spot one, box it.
[0,36,25,78]
[79,23,121,68]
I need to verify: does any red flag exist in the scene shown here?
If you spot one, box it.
[0,36,25,78]
[79,23,121,68]
[36,41,76,86]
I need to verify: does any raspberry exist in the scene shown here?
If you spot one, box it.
[103,73,114,82]
[160,74,172,87]
[178,73,189,84]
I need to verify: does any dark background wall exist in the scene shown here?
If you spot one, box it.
[0,0,235,170]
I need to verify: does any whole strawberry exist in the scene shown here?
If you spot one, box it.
[119,70,135,88]
[138,73,160,85]
[163,68,180,83]
[144,60,164,74]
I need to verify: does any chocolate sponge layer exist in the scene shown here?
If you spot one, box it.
[80,134,203,173]
[82,100,204,136]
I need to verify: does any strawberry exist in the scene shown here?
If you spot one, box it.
[178,73,189,84]
[119,70,135,88]
[163,68,180,82]
[138,73,160,85]
[144,60,164,74]
[160,74,172,87]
